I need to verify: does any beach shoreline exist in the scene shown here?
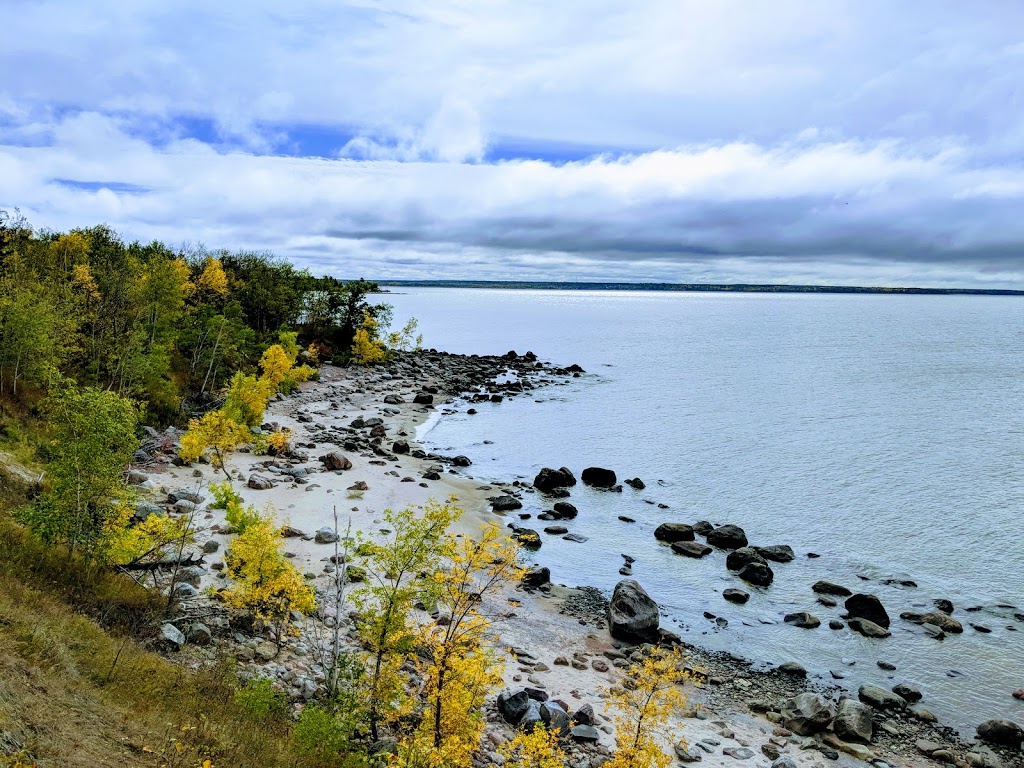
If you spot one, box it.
[137,351,1018,768]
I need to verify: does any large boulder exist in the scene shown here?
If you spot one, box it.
[608,579,659,643]
[848,618,891,638]
[490,495,523,511]
[168,488,204,505]
[845,593,890,628]
[780,692,833,735]
[497,689,531,724]
[833,698,874,744]
[738,562,774,586]
[413,392,434,404]
[315,527,340,544]
[581,467,617,487]
[156,623,186,651]
[858,684,906,710]
[726,547,766,571]
[552,502,578,519]
[519,700,544,733]
[540,701,571,735]
[812,581,852,596]
[976,719,1024,750]
[654,523,695,543]
[533,467,577,493]
[671,541,712,558]
[521,566,551,588]
[754,544,795,563]
[320,451,353,471]
[247,473,273,490]
[706,524,748,549]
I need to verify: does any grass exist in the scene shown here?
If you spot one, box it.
[0,512,349,768]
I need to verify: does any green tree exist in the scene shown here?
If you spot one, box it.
[18,381,141,559]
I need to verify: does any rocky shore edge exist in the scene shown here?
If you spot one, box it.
[128,348,1023,768]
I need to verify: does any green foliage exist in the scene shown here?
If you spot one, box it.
[17,381,141,559]
[293,705,350,757]
[234,677,289,722]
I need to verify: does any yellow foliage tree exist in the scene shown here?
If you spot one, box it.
[602,646,691,768]
[258,344,293,390]
[394,524,524,767]
[222,371,274,428]
[179,410,251,481]
[223,512,315,645]
[499,724,564,768]
[351,313,387,365]
[196,256,229,296]
[105,506,193,567]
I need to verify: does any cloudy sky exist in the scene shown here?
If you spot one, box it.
[2,1,1023,286]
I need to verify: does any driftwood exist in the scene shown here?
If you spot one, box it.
[118,553,206,571]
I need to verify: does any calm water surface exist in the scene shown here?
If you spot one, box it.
[381,287,1024,733]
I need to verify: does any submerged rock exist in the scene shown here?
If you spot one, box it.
[581,466,617,487]
[737,562,774,586]
[671,541,712,558]
[654,522,694,543]
[706,524,748,549]
[726,547,766,571]
[845,593,890,628]
[533,466,577,493]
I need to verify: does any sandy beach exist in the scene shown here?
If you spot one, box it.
[133,353,1015,768]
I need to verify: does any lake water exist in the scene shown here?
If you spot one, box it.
[382,287,1024,734]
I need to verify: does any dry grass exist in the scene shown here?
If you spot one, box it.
[0,512,347,768]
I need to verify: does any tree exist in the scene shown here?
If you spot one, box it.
[499,724,564,768]
[195,255,229,297]
[353,500,460,741]
[351,313,387,365]
[396,523,524,766]
[387,318,423,352]
[18,382,141,559]
[223,511,316,646]
[179,410,250,481]
[602,646,691,768]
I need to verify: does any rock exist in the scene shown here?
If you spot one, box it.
[157,623,186,651]
[671,541,712,558]
[625,477,645,490]
[172,582,199,598]
[833,698,874,744]
[570,725,600,743]
[320,451,353,471]
[1013,689,1024,701]
[608,579,659,643]
[771,759,797,768]
[543,525,568,535]
[519,700,544,732]
[726,547,767,571]
[187,623,213,645]
[540,701,571,735]
[497,689,531,724]
[723,588,749,604]
[723,747,755,760]
[254,641,277,662]
[315,527,340,544]
[848,617,891,638]
[754,544,796,562]
[134,501,165,522]
[892,683,922,702]
[778,662,807,677]
[737,562,774,586]
[533,467,577,493]
[522,566,551,588]
[451,455,472,467]
[933,598,954,614]
[812,581,852,596]
[126,469,149,485]
[676,743,703,762]
[513,528,541,549]
[900,611,964,633]
[392,439,410,454]
[706,524,748,549]
[168,488,204,505]
[845,593,890,628]
[692,520,714,535]
[552,502,578,519]
[413,392,434,404]
[976,719,1024,749]
[572,703,596,726]
[909,705,938,723]
[858,684,906,710]
[780,692,834,735]
[784,612,820,629]
[490,495,523,511]
[347,480,369,491]
[202,539,220,554]
[653,522,694,543]
[581,467,617,487]
[877,660,896,671]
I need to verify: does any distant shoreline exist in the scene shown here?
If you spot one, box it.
[376,279,1024,296]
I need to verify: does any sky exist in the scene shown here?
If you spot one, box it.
[2,1,1023,287]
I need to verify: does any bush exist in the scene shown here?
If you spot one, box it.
[234,677,289,722]
[293,705,349,756]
